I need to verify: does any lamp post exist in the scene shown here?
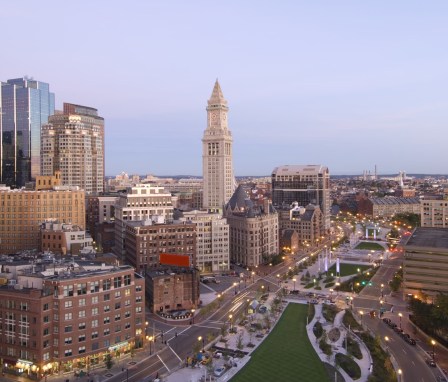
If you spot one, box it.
[398,312,402,329]
[217,294,222,307]
[397,369,402,382]
[381,283,384,298]
[229,314,233,332]
[293,278,296,292]
[145,321,149,345]
[233,282,238,295]
[359,311,364,327]
[122,367,129,382]
[191,309,195,324]
[251,271,255,283]
[431,339,436,361]
[198,336,205,352]
[384,336,389,352]
[148,336,153,355]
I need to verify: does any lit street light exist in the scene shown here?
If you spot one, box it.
[293,278,296,292]
[198,336,205,352]
[398,312,402,329]
[359,310,364,326]
[397,369,402,382]
[384,336,389,352]
[191,309,195,324]
[229,314,233,332]
[431,339,436,361]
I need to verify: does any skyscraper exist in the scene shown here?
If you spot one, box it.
[271,165,331,230]
[0,77,55,187]
[202,80,235,212]
[41,103,104,194]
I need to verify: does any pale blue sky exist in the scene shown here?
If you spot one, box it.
[2,1,447,176]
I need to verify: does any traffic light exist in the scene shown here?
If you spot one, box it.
[368,282,373,286]
[361,281,366,286]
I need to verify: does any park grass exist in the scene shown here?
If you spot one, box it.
[327,263,371,277]
[354,242,384,250]
[231,304,329,382]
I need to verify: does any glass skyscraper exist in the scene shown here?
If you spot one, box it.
[0,77,55,187]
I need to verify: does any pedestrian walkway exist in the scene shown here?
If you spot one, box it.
[306,304,373,382]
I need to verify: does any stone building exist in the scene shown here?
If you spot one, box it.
[225,185,278,267]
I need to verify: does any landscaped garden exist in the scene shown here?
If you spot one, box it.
[327,263,371,277]
[231,304,330,382]
[354,242,385,250]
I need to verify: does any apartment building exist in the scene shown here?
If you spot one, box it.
[0,261,144,378]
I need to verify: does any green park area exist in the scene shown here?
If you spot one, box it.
[327,263,371,277]
[232,304,329,382]
[354,242,384,251]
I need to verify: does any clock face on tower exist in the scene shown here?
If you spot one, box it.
[211,112,217,121]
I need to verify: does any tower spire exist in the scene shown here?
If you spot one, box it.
[208,79,227,106]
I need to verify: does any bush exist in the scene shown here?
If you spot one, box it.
[322,304,340,323]
[335,353,361,379]
[313,321,323,338]
[346,336,363,359]
[325,282,335,288]
[319,336,332,356]
[307,303,315,323]
[343,309,363,332]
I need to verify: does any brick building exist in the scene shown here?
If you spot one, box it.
[0,261,144,378]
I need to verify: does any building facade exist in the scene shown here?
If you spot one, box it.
[41,103,105,194]
[271,165,330,230]
[278,203,324,249]
[225,186,278,267]
[202,81,235,212]
[0,77,55,187]
[86,195,119,253]
[146,266,200,313]
[358,196,421,218]
[0,181,85,254]
[124,219,196,274]
[181,210,230,273]
[421,197,448,228]
[0,262,145,378]
[40,221,93,255]
[402,227,448,300]
[113,184,174,258]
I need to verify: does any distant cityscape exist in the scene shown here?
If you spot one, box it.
[0,77,447,382]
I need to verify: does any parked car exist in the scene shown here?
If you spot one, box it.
[426,359,437,367]
[406,338,416,345]
[382,318,391,324]
[214,366,226,377]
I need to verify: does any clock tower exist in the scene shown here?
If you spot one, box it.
[202,80,235,212]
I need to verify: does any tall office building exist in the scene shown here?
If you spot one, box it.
[41,103,104,194]
[202,80,235,212]
[271,165,331,230]
[0,77,55,187]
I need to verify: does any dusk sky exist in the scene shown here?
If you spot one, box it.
[2,1,447,176]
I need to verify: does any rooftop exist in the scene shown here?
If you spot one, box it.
[405,228,448,250]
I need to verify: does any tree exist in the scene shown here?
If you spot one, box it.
[220,323,228,338]
[104,353,113,370]
[236,333,244,350]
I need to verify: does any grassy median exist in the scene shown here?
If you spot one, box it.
[231,303,329,382]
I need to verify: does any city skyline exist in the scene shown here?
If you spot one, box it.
[2,1,448,176]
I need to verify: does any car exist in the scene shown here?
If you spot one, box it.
[426,359,437,367]
[214,366,226,377]
[437,376,447,382]
[394,327,403,334]
[407,338,416,346]
[382,318,391,324]
[389,322,397,329]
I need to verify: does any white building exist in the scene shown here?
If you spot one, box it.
[114,184,174,258]
[202,80,235,212]
[421,197,448,228]
[181,210,230,273]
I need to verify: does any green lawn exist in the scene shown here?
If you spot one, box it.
[354,242,384,250]
[231,304,329,382]
[327,263,371,277]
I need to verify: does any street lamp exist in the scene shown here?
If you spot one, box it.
[293,278,296,292]
[122,367,129,382]
[229,314,233,332]
[397,369,402,382]
[217,294,222,307]
[251,271,255,283]
[381,283,384,298]
[198,336,205,352]
[233,282,238,295]
[431,339,436,361]
[384,336,389,352]
[398,312,402,329]
[359,310,364,326]
[191,309,195,324]
[148,335,153,355]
